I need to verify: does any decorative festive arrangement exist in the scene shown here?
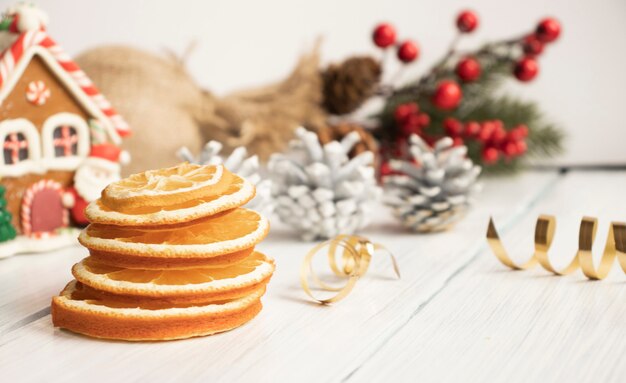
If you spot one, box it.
[177,140,272,214]
[0,4,129,257]
[70,7,565,184]
[318,11,564,174]
[487,215,626,280]
[371,13,564,174]
[383,135,481,232]
[269,127,381,241]
[300,234,399,304]
[52,163,274,341]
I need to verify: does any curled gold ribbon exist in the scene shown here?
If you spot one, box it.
[300,235,400,304]
[487,215,626,279]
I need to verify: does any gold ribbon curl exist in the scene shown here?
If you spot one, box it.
[487,215,626,279]
[300,235,401,304]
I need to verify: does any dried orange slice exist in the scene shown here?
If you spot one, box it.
[88,247,255,270]
[87,171,255,226]
[51,280,264,341]
[72,252,275,303]
[78,208,269,258]
[101,163,230,210]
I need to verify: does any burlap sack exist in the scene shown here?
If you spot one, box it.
[76,45,327,176]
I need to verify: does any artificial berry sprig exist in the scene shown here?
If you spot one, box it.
[386,104,530,168]
[444,118,529,165]
[394,102,430,137]
[373,12,562,108]
[372,22,420,64]
[370,11,563,172]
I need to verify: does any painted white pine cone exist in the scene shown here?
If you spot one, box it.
[268,127,381,241]
[177,141,273,214]
[383,135,482,232]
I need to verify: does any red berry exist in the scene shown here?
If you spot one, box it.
[508,124,529,141]
[478,121,495,142]
[373,23,397,48]
[464,121,481,138]
[504,142,518,157]
[507,130,522,142]
[514,57,539,82]
[457,10,479,33]
[515,140,528,155]
[397,40,419,63]
[394,103,419,124]
[431,80,462,110]
[417,113,430,127]
[493,120,504,131]
[536,18,561,43]
[482,147,499,164]
[452,137,465,147]
[444,118,464,137]
[401,114,422,136]
[517,124,529,137]
[523,34,544,56]
[491,122,507,145]
[456,57,481,82]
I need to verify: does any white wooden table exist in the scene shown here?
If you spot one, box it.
[1,170,625,382]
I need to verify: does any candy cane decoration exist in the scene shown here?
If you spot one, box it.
[0,30,130,136]
[20,179,69,237]
[25,80,50,105]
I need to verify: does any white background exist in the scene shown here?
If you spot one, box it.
[33,0,626,166]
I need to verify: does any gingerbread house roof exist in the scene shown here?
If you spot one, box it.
[0,30,130,144]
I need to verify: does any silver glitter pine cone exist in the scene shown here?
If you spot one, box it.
[383,135,482,232]
[269,127,381,241]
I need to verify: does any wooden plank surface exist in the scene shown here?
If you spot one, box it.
[347,171,626,383]
[5,171,618,383]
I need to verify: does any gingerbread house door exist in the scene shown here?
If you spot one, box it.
[21,180,69,237]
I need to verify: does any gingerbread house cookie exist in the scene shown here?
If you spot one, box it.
[0,4,130,257]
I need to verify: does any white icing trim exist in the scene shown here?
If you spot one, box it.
[41,112,90,171]
[0,118,43,177]
[0,45,121,145]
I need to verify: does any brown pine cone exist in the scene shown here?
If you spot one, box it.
[322,56,382,115]
[316,122,379,161]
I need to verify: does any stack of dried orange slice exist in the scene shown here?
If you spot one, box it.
[51,163,273,341]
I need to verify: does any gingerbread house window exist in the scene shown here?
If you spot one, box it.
[42,112,90,170]
[0,118,42,176]
[52,126,79,157]
[3,132,29,164]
